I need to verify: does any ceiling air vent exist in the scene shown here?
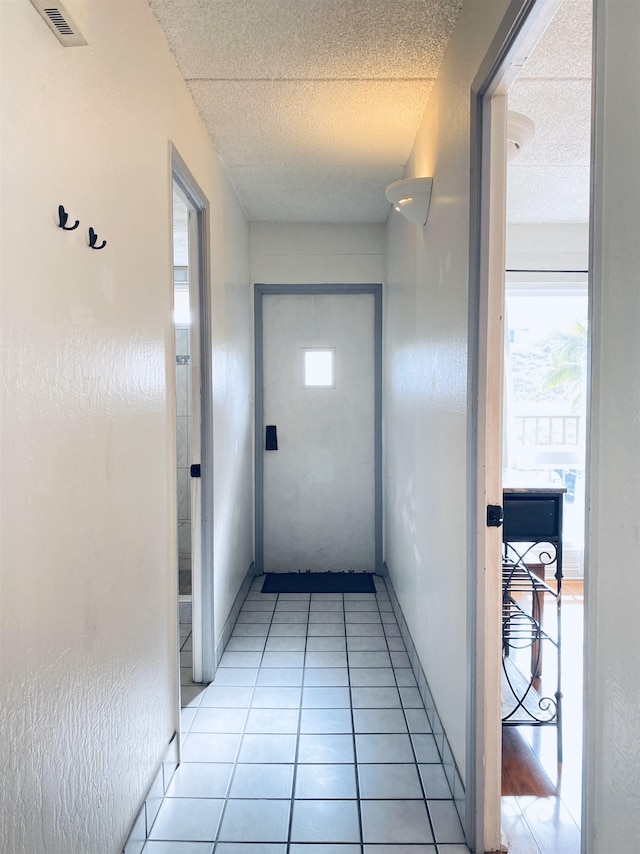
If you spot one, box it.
[29,0,88,47]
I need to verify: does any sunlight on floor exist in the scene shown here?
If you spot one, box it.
[501,580,583,853]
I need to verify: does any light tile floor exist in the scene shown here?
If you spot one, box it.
[144,576,470,853]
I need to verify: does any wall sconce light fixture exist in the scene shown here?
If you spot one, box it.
[385,177,433,226]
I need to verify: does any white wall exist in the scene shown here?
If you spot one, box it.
[210,177,254,647]
[251,223,385,285]
[584,0,640,847]
[385,0,640,845]
[0,2,252,852]
[506,222,589,270]
[383,0,522,781]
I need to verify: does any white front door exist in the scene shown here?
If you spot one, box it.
[257,288,380,574]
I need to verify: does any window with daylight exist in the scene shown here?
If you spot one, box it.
[503,272,588,573]
[304,349,335,387]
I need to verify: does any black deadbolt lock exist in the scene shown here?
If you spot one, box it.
[265,425,278,451]
[486,504,504,527]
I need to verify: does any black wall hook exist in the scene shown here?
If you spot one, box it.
[88,227,107,250]
[58,205,79,231]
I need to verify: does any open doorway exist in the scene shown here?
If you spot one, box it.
[500,3,591,850]
[172,149,215,692]
[501,278,587,848]
[502,0,592,854]
[470,1,592,851]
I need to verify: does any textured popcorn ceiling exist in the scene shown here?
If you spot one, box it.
[149,0,462,222]
[507,0,592,224]
[151,0,592,224]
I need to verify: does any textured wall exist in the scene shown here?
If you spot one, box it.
[383,0,519,781]
[506,223,589,270]
[210,190,253,649]
[250,223,385,285]
[584,0,640,847]
[0,2,251,852]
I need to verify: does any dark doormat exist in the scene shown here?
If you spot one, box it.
[261,572,376,594]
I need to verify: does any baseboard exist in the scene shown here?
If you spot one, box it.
[122,732,179,854]
[215,561,257,666]
[381,563,466,830]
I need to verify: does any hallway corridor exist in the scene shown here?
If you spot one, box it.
[144,576,469,852]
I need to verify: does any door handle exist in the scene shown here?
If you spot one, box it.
[190,464,201,478]
[265,425,278,451]
[486,504,503,527]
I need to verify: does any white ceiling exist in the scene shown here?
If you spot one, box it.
[152,0,592,226]
[150,0,463,223]
[507,0,592,223]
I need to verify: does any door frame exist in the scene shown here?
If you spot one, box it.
[254,283,383,576]
[467,1,562,849]
[172,146,215,683]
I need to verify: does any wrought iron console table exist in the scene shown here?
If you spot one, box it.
[501,487,565,763]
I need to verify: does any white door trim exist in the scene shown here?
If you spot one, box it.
[254,284,383,576]
[467,1,561,850]
[172,146,215,683]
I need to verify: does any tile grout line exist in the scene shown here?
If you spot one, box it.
[213,580,275,847]
[382,584,442,853]
[345,591,366,854]
[163,576,467,853]
[285,589,311,851]
[377,578,441,852]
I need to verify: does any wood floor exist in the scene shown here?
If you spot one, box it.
[501,579,583,853]
[502,728,557,797]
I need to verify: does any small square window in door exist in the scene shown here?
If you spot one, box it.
[304,349,335,387]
